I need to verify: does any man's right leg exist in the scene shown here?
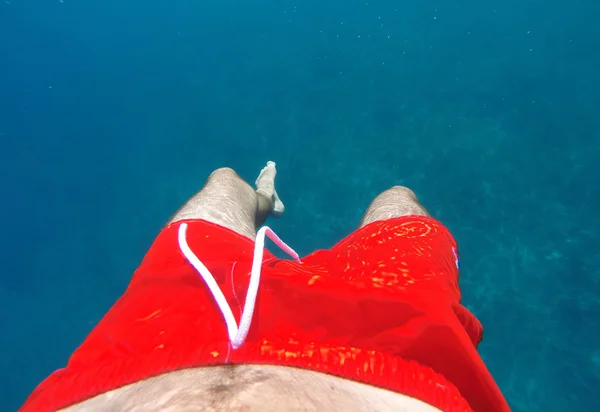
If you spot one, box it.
[168,162,284,240]
[359,186,430,228]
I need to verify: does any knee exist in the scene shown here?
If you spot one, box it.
[208,167,240,181]
[382,185,418,200]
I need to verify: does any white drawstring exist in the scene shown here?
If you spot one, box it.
[178,223,301,350]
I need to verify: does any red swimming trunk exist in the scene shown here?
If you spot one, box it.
[21,216,510,412]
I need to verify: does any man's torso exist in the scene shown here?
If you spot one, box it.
[61,365,442,412]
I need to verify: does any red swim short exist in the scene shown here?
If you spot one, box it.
[21,216,510,412]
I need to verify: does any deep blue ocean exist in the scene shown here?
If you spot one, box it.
[1,1,599,411]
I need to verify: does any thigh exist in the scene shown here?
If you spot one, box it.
[360,186,429,228]
[169,167,259,240]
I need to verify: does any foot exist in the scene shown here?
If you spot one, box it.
[255,161,285,218]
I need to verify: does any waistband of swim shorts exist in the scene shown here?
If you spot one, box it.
[20,339,473,412]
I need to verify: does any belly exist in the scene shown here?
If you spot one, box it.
[61,365,442,412]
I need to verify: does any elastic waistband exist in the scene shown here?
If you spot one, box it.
[21,339,472,412]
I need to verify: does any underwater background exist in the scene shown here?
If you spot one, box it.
[1,0,599,410]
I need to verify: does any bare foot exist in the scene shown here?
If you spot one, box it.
[255,161,285,217]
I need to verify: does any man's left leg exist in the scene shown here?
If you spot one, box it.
[359,185,429,228]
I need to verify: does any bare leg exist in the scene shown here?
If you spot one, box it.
[359,186,429,228]
[168,162,284,240]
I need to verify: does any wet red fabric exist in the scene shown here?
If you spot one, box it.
[21,216,510,412]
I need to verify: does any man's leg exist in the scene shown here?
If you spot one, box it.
[168,161,284,239]
[359,186,429,227]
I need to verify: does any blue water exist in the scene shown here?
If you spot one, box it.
[1,0,599,410]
